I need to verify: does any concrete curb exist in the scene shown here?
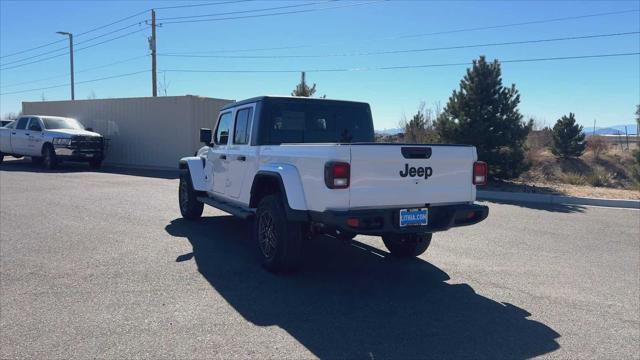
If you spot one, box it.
[478,190,640,209]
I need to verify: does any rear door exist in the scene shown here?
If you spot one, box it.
[349,145,476,209]
[226,105,257,200]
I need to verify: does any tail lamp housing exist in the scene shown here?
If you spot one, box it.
[325,161,350,189]
[473,161,488,185]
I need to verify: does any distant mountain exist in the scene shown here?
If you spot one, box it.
[375,127,404,135]
[584,124,638,136]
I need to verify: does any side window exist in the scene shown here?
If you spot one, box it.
[215,112,232,145]
[233,107,253,145]
[27,118,42,131]
[16,117,29,130]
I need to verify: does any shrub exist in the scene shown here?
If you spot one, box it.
[551,113,586,158]
[586,136,609,159]
[586,168,614,187]
[563,172,587,185]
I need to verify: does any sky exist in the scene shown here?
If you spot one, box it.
[1,0,639,130]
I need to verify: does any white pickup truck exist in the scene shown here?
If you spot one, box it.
[179,96,489,272]
[0,115,104,169]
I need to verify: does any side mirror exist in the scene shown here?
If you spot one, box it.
[200,128,212,145]
[86,127,94,132]
[29,124,41,131]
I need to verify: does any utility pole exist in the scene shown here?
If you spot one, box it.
[150,9,157,97]
[56,31,74,100]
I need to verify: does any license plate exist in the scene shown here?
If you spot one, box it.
[399,208,428,227]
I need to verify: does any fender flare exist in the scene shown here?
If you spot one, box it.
[250,164,309,221]
[178,156,207,191]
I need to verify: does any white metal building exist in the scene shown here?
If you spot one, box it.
[22,95,233,169]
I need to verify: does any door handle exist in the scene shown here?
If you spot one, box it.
[25,133,30,136]
[237,155,246,161]
[11,132,16,135]
[219,154,227,160]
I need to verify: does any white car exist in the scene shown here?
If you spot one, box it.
[179,96,489,272]
[0,115,104,169]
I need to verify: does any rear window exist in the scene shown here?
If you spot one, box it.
[257,99,374,144]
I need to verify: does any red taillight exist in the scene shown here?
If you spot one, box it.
[325,161,350,189]
[473,161,487,185]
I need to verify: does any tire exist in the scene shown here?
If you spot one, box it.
[0,151,3,164]
[42,144,57,170]
[178,170,204,220]
[255,194,304,272]
[382,233,432,258]
[89,157,103,169]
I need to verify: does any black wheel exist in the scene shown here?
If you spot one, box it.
[89,157,103,169]
[255,195,304,272]
[0,151,3,164]
[42,144,57,169]
[382,233,432,258]
[178,170,204,220]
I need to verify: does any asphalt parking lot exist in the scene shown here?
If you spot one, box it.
[1,159,639,359]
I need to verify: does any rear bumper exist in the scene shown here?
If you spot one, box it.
[308,203,489,236]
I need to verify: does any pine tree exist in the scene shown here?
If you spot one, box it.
[551,113,586,158]
[291,72,318,97]
[435,56,531,179]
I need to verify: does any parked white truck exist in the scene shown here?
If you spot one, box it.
[0,115,104,169]
[179,96,489,272]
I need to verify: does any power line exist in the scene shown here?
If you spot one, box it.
[0,22,147,68]
[0,0,255,59]
[156,0,334,21]
[160,52,640,73]
[0,28,148,72]
[0,55,149,89]
[155,0,254,11]
[164,8,640,54]
[0,10,148,60]
[159,31,639,59]
[160,0,383,24]
[0,70,149,96]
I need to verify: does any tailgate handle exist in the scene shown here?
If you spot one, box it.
[401,147,432,159]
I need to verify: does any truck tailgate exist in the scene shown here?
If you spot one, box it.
[349,144,476,209]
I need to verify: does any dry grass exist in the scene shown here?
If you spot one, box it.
[489,147,640,199]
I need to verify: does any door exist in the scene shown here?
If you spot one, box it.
[226,106,256,200]
[10,117,30,154]
[204,111,233,195]
[26,118,45,156]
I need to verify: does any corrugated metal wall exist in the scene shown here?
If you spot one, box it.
[22,96,232,169]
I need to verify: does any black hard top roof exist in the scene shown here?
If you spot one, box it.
[220,95,369,110]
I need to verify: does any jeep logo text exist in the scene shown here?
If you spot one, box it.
[399,164,433,179]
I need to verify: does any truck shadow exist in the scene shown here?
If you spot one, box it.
[165,216,561,359]
[0,158,178,179]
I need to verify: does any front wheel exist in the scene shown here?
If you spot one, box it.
[255,195,304,272]
[382,233,432,258]
[42,145,57,170]
[178,171,204,220]
[0,151,3,164]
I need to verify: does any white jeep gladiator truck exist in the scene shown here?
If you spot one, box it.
[0,115,104,169]
[179,96,489,272]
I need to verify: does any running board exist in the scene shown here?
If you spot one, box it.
[197,196,255,219]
